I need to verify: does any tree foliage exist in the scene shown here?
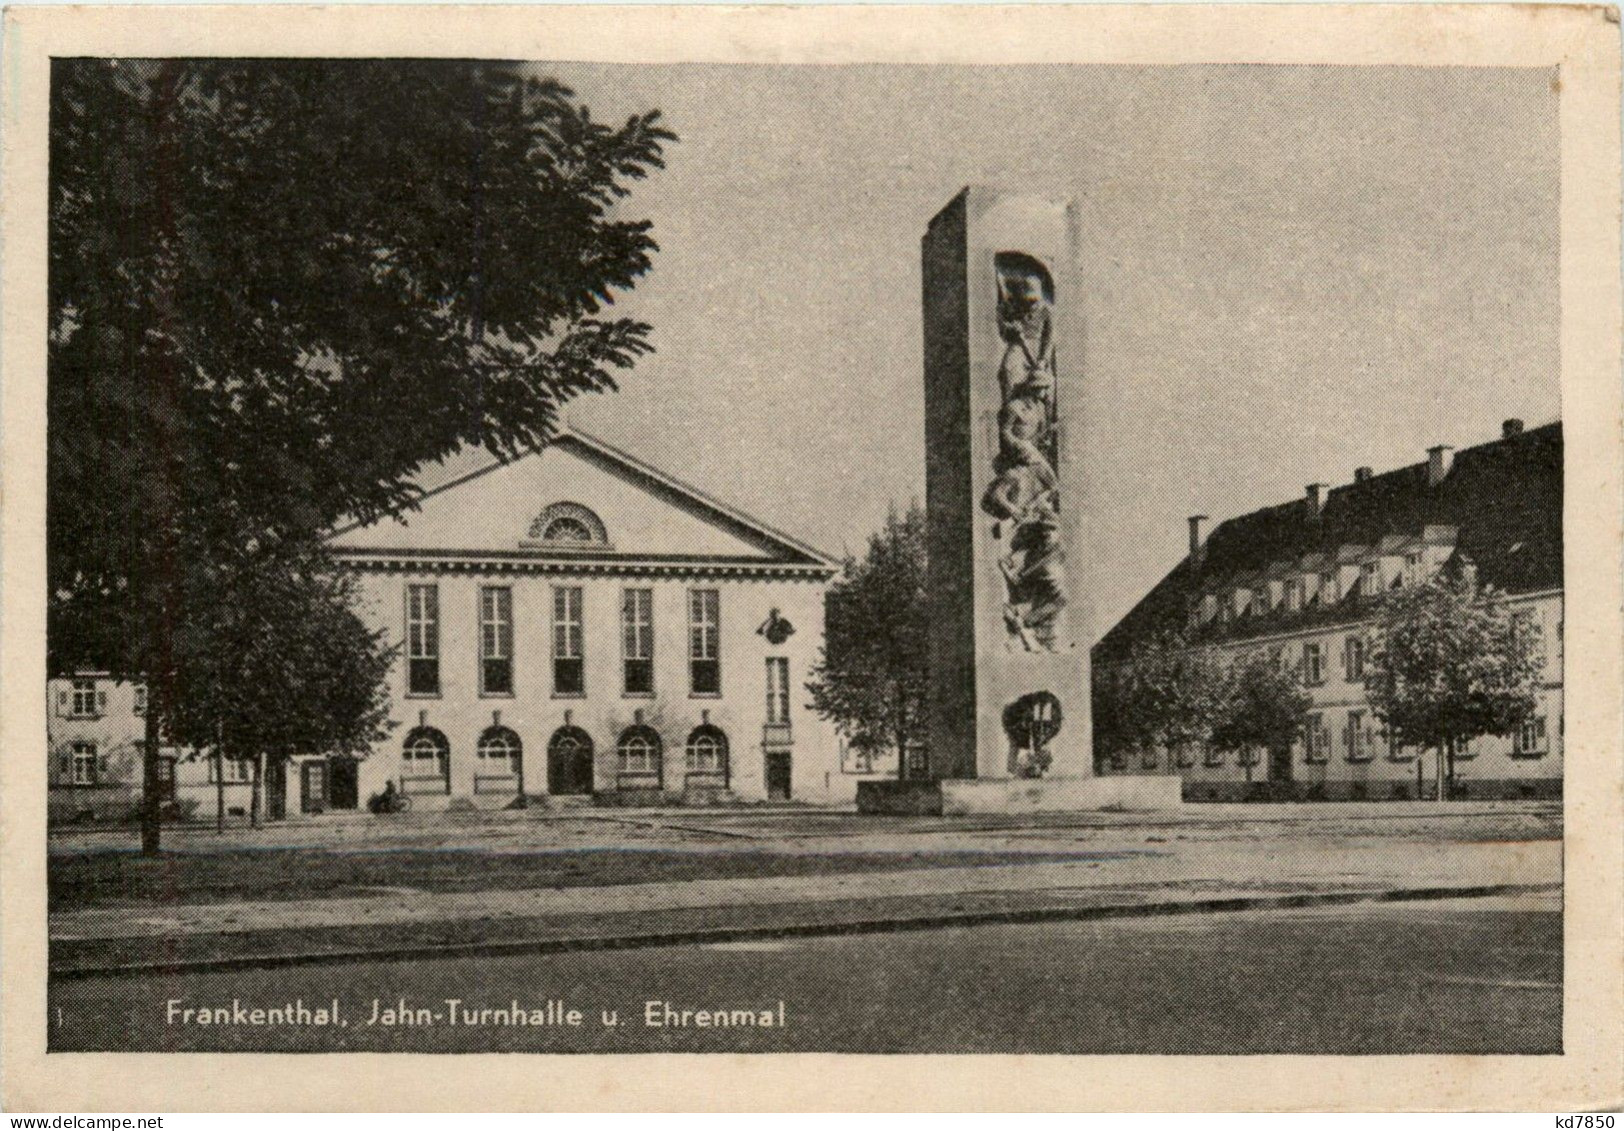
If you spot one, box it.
[1093,632,1310,769]
[166,550,397,772]
[1364,567,1541,794]
[807,505,929,770]
[1209,651,1312,759]
[48,60,673,847]
[1091,629,1228,766]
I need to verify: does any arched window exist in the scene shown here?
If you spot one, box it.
[616,725,663,783]
[526,502,608,547]
[401,726,450,794]
[475,726,522,794]
[685,725,729,784]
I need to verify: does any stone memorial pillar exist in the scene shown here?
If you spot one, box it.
[923,187,1092,784]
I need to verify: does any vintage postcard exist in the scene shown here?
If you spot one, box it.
[2,2,1620,1113]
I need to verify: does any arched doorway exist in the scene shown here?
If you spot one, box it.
[547,726,594,795]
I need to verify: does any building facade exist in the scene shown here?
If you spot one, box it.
[1093,420,1563,801]
[49,430,855,822]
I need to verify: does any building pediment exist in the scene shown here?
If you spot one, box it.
[329,429,835,574]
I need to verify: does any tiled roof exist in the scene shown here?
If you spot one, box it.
[1094,421,1562,663]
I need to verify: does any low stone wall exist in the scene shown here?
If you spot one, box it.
[941,775,1183,814]
[856,779,945,815]
[1181,779,1563,803]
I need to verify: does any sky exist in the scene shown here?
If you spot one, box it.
[523,63,1559,639]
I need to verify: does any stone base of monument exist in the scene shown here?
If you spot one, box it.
[856,775,1181,816]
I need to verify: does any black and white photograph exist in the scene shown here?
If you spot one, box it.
[3,1,1621,1114]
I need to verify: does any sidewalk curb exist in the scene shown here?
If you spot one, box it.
[50,881,1558,982]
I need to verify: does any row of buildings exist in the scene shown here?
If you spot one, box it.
[49,420,1563,821]
[1093,419,1563,800]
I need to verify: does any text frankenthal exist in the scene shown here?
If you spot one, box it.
[164,997,789,1029]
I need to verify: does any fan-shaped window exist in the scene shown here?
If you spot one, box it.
[616,725,663,784]
[685,725,729,785]
[526,502,608,547]
[401,726,450,794]
[475,726,522,794]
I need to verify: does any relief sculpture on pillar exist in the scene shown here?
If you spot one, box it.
[981,250,1066,652]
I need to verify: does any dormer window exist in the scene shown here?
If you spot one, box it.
[525,502,608,548]
[1254,587,1270,615]
[1361,561,1380,596]
[1320,572,1337,603]
[1285,578,1304,612]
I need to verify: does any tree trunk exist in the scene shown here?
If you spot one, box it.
[1445,735,1457,797]
[141,708,162,856]
[250,750,264,829]
[1434,743,1446,802]
[214,727,226,833]
[895,685,908,783]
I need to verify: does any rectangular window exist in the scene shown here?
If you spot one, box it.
[208,756,251,784]
[1515,716,1549,757]
[1388,730,1414,761]
[1203,744,1224,767]
[622,588,654,695]
[1344,636,1365,682]
[1140,748,1158,770]
[132,684,148,717]
[1304,642,1324,685]
[1304,714,1329,763]
[1345,710,1373,762]
[1285,578,1302,612]
[70,679,101,719]
[765,656,791,726]
[552,586,584,696]
[480,586,514,696]
[71,741,97,786]
[1254,587,1270,615]
[1174,743,1197,769]
[406,584,440,695]
[690,589,721,695]
[1320,572,1337,604]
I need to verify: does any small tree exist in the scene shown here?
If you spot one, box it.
[807,504,929,777]
[1092,629,1228,770]
[165,547,396,827]
[1364,567,1541,800]
[1210,651,1312,781]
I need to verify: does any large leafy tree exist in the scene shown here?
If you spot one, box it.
[807,504,929,776]
[49,60,674,851]
[1364,566,1541,800]
[1091,629,1228,770]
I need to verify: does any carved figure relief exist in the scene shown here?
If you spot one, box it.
[982,251,1065,652]
[1002,690,1062,778]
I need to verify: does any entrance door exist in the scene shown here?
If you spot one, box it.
[547,728,594,795]
[1267,742,1293,785]
[328,757,359,810]
[300,760,328,815]
[765,750,792,801]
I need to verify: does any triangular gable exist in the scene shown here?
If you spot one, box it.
[329,429,834,568]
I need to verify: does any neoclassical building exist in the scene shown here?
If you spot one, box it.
[48,429,850,821]
[1093,419,1563,801]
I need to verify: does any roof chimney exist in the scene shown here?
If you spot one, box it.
[1502,418,1524,438]
[1305,483,1327,516]
[1353,466,1373,483]
[1427,445,1454,487]
[1188,515,1208,561]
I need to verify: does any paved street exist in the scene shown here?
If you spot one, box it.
[50,893,1561,1054]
